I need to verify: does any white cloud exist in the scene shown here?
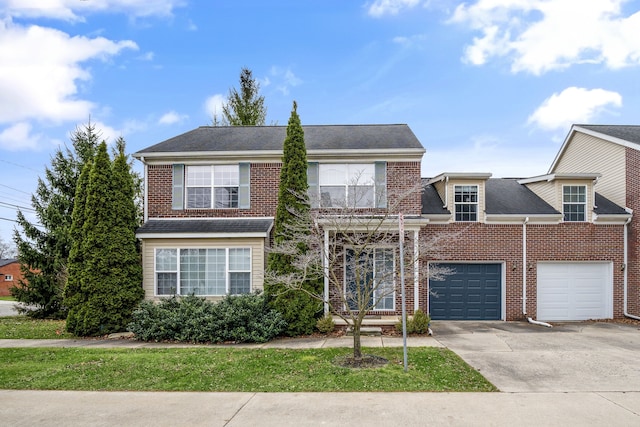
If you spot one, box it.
[0,0,185,22]
[0,19,137,124]
[367,0,421,17]
[158,111,188,125]
[451,0,640,74]
[204,94,226,120]
[0,122,42,150]
[269,66,302,96]
[528,87,622,131]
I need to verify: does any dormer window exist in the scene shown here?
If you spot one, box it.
[454,185,478,222]
[563,185,586,222]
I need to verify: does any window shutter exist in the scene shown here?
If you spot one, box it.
[172,164,184,210]
[375,161,387,208]
[307,162,319,208]
[238,163,251,209]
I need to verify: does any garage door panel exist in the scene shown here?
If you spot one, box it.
[537,262,612,321]
[429,263,502,320]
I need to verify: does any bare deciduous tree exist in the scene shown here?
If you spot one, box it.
[266,175,455,361]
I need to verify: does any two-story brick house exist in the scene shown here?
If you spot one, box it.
[134,125,425,314]
[134,124,633,323]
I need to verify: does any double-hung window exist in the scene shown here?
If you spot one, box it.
[345,247,395,311]
[319,164,375,208]
[186,165,239,209]
[454,185,478,222]
[563,185,586,222]
[155,248,251,296]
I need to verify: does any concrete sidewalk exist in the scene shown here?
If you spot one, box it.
[0,334,441,349]
[1,390,638,426]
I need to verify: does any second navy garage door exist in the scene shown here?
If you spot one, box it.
[429,263,502,320]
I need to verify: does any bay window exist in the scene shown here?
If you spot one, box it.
[155,247,251,296]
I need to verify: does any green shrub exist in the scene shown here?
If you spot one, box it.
[395,309,431,334]
[265,281,323,337]
[127,293,286,344]
[315,314,335,334]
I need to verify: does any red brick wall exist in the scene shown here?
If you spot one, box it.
[626,148,640,316]
[420,222,625,321]
[146,161,421,218]
[0,262,23,297]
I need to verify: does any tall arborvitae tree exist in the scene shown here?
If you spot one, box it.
[266,101,322,335]
[12,123,100,318]
[63,160,92,327]
[222,67,267,126]
[65,141,143,336]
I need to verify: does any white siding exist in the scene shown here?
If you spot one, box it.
[554,133,626,207]
[141,237,266,301]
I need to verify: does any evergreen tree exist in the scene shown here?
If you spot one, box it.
[65,141,144,336]
[12,123,100,318]
[63,160,91,333]
[222,67,267,126]
[266,101,322,335]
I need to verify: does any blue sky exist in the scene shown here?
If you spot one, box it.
[2,0,640,244]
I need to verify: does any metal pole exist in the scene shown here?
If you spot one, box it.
[399,213,407,372]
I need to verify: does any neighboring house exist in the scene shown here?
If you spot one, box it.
[0,259,21,297]
[548,125,640,320]
[134,124,634,323]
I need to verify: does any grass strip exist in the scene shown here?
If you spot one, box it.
[0,347,496,392]
[0,317,72,339]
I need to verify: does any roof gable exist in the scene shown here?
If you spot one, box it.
[550,124,640,173]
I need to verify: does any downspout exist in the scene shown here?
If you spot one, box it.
[141,157,148,223]
[323,228,330,315]
[522,217,528,316]
[522,216,552,327]
[623,216,640,320]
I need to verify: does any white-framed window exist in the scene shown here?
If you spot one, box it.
[344,247,395,311]
[4,274,13,281]
[563,185,586,222]
[454,185,478,222]
[185,165,239,209]
[154,247,251,296]
[319,164,375,208]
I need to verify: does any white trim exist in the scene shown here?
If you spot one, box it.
[153,246,252,297]
[137,232,270,239]
[413,229,419,312]
[518,172,601,185]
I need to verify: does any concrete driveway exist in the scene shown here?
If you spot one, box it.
[432,320,640,393]
[0,299,22,316]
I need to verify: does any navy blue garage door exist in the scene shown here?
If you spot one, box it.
[429,263,502,320]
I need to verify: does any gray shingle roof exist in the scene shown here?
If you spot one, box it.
[485,179,559,215]
[135,124,424,154]
[136,219,273,235]
[421,179,449,215]
[594,193,629,215]
[577,125,640,145]
[0,259,17,268]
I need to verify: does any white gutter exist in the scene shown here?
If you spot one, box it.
[623,216,640,320]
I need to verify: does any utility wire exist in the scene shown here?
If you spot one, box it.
[0,183,32,195]
[0,158,41,173]
[0,201,36,213]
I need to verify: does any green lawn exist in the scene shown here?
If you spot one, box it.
[0,296,16,301]
[0,316,73,339]
[0,346,496,392]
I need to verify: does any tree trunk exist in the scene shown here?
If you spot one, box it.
[352,321,362,359]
